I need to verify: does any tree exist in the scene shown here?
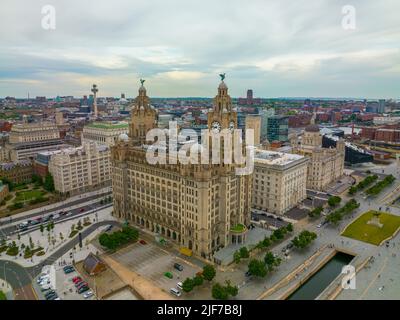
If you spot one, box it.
[262,237,271,247]
[225,280,238,297]
[212,283,229,300]
[193,275,204,287]
[270,234,278,243]
[291,230,317,249]
[248,259,267,278]
[239,247,249,259]
[182,278,195,292]
[40,224,44,234]
[328,196,341,207]
[233,250,241,264]
[29,236,34,249]
[31,174,42,185]
[308,207,323,218]
[44,173,55,192]
[202,265,216,281]
[1,177,14,191]
[264,252,281,271]
[286,223,293,233]
[272,228,285,240]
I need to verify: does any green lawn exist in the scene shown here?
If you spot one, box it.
[15,190,45,202]
[0,290,7,300]
[230,224,246,233]
[342,211,400,245]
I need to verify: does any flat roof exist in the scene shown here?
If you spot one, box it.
[254,148,305,166]
[86,121,128,129]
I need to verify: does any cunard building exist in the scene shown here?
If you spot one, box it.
[111,78,252,260]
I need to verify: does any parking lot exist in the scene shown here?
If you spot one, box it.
[110,241,201,297]
[34,265,96,300]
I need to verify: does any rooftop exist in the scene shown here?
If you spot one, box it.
[86,121,128,130]
[254,149,306,167]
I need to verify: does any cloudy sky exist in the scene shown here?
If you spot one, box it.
[0,0,399,98]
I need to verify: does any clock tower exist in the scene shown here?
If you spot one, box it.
[207,74,237,133]
[129,79,158,146]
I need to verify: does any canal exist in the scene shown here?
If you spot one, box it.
[287,252,354,300]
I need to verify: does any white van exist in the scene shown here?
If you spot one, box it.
[170,288,181,297]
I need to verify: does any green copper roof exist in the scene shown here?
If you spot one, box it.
[86,122,128,129]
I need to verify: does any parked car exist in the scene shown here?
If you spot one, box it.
[173,263,183,271]
[164,272,173,279]
[176,282,183,290]
[63,265,74,271]
[40,279,51,286]
[41,286,52,292]
[139,239,147,245]
[63,266,75,274]
[46,293,58,300]
[78,286,90,294]
[37,275,50,284]
[76,282,88,289]
[170,288,181,297]
[83,291,94,299]
[245,271,252,277]
[74,279,84,286]
[72,276,82,283]
[44,290,56,299]
[104,225,113,232]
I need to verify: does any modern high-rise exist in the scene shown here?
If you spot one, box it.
[111,78,252,260]
[260,108,275,142]
[266,115,289,142]
[252,149,308,215]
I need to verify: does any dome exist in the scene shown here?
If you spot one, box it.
[218,81,228,89]
[118,133,129,142]
[305,124,320,133]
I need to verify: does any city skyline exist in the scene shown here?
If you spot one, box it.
[1,0,399,99]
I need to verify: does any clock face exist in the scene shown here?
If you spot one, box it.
[229,121,235,131]
[211,121,221,133]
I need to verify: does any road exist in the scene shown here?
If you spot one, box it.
[0,219,121,299]
[0,199,112,239]
[0,189,111,227]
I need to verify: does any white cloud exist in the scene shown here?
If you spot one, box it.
[0,0,399,98]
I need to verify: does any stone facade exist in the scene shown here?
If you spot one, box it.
[82,122,129,147]
[111,80,252,260]
[48,142,111,195]
[0,160,33,184]
[252,149,308,215]
[295,125,345,191]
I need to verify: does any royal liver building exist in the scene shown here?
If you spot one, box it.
[111,77,252,260]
